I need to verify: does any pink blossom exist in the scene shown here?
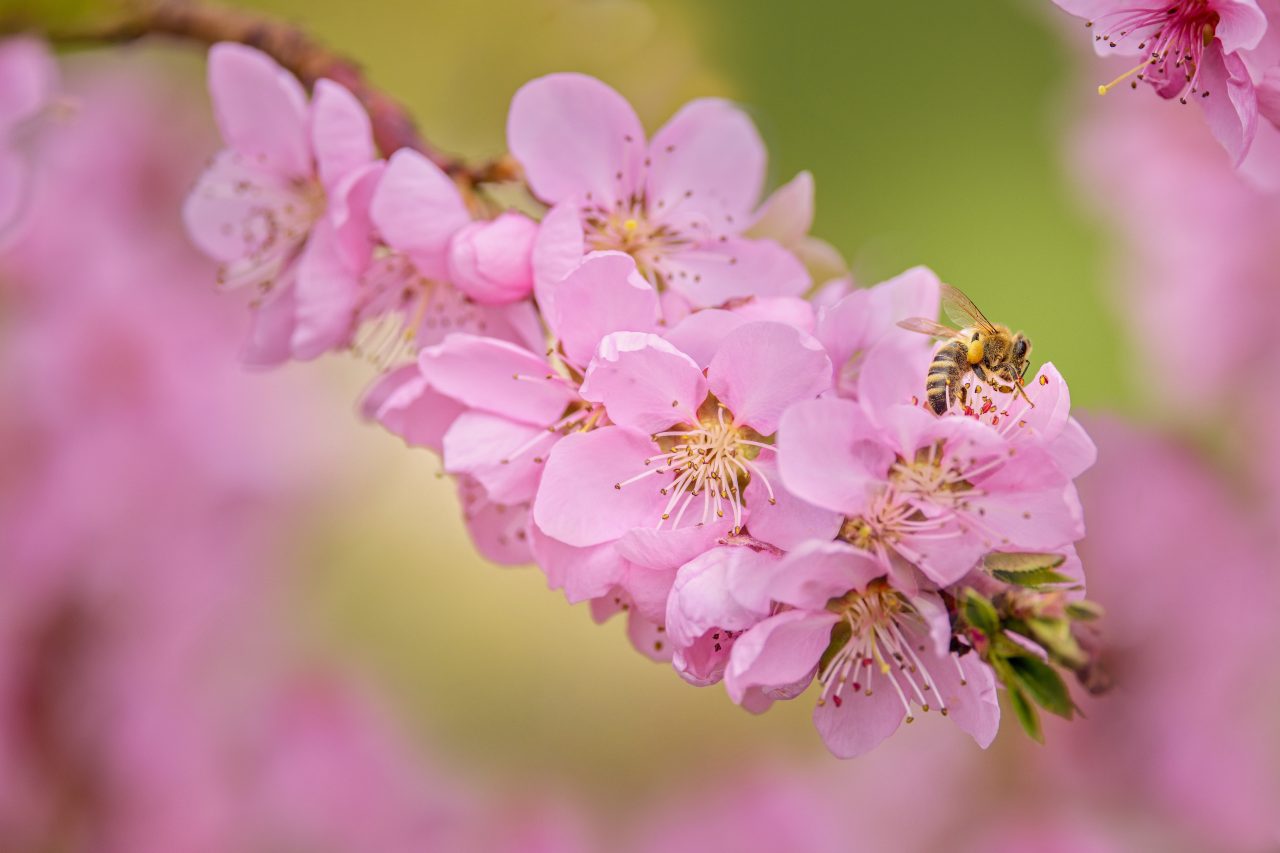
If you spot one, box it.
[0,37,57,246]
[1054,0,1280,163]
[534,321,831,549]
[447,211,538,304]
[777,387,1087,587]
[507,73,810,309]
[664,543,780,687]
[183,43,383,365]
[723,541,999,757]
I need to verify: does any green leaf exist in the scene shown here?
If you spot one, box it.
[1006,654,1074,719]
[992,567,1074,586]
[1065,600,1105,621]
[985,552,1071,587]
[1026,617,1085,669]
[961,589,1000,636]
[1007,685,1042,743]
[984,552,1066,573]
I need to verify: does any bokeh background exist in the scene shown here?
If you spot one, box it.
[3,0,1279,850]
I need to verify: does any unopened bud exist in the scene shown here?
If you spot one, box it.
[447,211,537,305]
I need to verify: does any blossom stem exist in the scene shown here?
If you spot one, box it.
[3,0,518,189]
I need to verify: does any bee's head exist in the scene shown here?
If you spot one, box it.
[1012,334,1030,362]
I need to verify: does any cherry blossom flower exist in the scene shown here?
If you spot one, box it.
[778,391,1086,587]
[1053,0,1280,163]
[507,73,810,310]
[723,541,999,757]
[0,37,57,246]
[534,321,831,549]
[183,43,383,364]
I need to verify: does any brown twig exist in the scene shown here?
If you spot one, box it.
[21,0,518,188]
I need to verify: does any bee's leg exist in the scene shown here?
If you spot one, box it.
[991,363,1036,408]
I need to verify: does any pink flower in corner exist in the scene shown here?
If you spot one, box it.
[724,541,999,758]
[507,73,810,310]
[1054,0,1280,164]
[0,37,58,246]
[183,43,382,365]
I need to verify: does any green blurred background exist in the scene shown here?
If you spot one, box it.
[208,0,1126,815]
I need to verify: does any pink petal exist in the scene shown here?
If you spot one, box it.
[666,546,776,649]
[291,220,359,359]
[618,561,680,624]
[370,149,469,280]
[727,297,816,333]
[1199,43,1259,166]
[530,201,587,310]
[660,309,750,369]
[0,150,28,244]
[896,518,989,587]
[928,649,1001,749]
[361,364,464,453]
[616,519,733,571]
[310,78,375,191]
[506,73,645,206]
[628,610,674,662]
[708,322,831,435]
[1257,65,1280,127]
[724,610,835,704]
[458,478,532,566]
[545,251,661,367]
[207,43,311,178]
[761,540,884,611]
[326,160,383,274]
[447,212,537,306]
[741,456,842,551]
[663,237,809,308]
[646,98,765,225]
[965,485,1085,552]
[1214,0,1269,54]
[418,334,574,426]
[579,332,706,434]
[442,411,554,504]
[529,527,627,603]
[812,681,905,759]
[746,171,813,245]
[532,427,665,547]
[776,398,891,516]
[0,37,56,129]
[240,277,299,367]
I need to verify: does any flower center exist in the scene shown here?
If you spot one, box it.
[581,197,693,287]
[1090,1,1221,103]
[214,162,326,294]
[817,584,964,718]
[613,399,776,533]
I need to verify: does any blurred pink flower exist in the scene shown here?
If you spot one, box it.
[1053,0,1280,163]
[507,72,810,309]
[183,43,383,365]
[0,37,57,246]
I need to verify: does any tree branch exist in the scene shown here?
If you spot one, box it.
[11,0,518,188]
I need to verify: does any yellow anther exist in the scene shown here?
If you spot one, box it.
[623,218,639,232]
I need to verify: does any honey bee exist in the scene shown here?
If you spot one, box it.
[897,284,1033,416]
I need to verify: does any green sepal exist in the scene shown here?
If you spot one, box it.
[1026,617,1085,669]
[1065,600,1105,621]
[1007,684,1043,743]
[1006,654,1075,719]
[985,552,1071,587]
[961,589,1000,636]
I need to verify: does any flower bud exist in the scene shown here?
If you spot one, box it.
[446,211,537,305]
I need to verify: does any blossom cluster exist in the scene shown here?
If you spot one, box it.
[1053,0,1280,173]
[181,44,1099,757]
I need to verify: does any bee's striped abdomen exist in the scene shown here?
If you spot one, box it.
[925,338,967,415]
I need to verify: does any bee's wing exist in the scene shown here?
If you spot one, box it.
[940,283,998,334]
[896,317,955,339]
